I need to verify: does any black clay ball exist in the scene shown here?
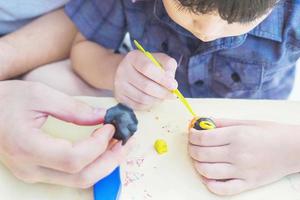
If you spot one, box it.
[193,117,216,130]
[104,103,138,145]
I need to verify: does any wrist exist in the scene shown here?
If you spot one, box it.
[89,51,124,90]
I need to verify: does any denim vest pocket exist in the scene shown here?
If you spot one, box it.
[211,55,264,98]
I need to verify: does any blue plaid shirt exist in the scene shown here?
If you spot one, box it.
[65,0,300,99]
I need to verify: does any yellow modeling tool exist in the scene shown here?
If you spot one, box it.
[134,40,217,131]
[134,40,197,117]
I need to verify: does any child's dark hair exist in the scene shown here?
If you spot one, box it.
[177,0,278,23]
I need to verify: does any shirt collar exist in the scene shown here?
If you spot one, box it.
[248,2,284,43]
[248,2,284,42]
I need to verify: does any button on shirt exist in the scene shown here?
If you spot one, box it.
[65,0,300,99]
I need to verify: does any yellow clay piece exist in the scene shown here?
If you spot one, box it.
[154,139,168,155]
[199,121,215,130]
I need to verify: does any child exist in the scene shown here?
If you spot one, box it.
[65,0,300,195]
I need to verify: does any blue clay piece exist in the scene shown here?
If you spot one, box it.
[93,167,121,200]
[104,103,138,145]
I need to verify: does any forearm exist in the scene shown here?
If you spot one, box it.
[0,9,76,80]
[71,35,124,90]
[289,124,300,173]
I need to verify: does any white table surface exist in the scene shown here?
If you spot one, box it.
[1,97,300,200]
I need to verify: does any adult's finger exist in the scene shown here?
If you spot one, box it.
[25,125,115,173]
[32,83,105,125]
[35,139,134,188]
[74,139,134,188]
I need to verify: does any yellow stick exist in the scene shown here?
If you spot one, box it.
[134,40,197,117]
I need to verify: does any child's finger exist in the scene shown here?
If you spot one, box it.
[189,145,230,163]
[189,128,232,146]
[131,51,178,90]
[128,68,171,99]
[123,82,161,105]
[118,93,152,110]
[153,53,178,77]
[203,178,247,196]
[194,162,238,180]
[26,125,115,173]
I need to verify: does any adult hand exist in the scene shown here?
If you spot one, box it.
[0,81,132,188]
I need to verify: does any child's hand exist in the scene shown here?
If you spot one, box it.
[0,81,133,188]
[188,119,300,196]
[114,50,178,110]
